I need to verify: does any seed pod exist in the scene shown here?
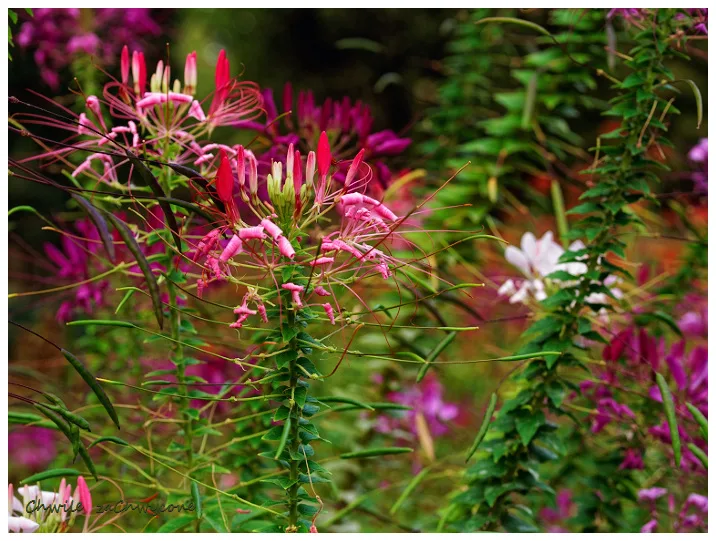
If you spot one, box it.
[465,393,498,462]
[71,194,115,262]
[102,211,163,331]
[340,447,413,459]
[61,348,120,430]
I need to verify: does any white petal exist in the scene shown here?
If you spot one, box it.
[505,246,531,278]
[509,283,530,304]
[520,232,538,259]
[8,516,40,533]
[498,279,516,296]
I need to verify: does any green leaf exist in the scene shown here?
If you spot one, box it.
[157,516,196,533]
[656,373,681,467]
[515,410,545,446]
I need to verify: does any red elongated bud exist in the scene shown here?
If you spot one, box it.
[215,149,234,202]
[317,131,331,177]
[132,51,147,97]
[215,49,230,92]
[121,45,129,85]
[345,148,365,187]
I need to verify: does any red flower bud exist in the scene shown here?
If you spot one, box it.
[317,131,331,177]
[216,149,234,202]
[121,45,129,85]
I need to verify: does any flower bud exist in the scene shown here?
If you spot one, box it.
[305,151,316,188]
[235,145,245,188]
[132,50,146,97]
[184,51,197,95]
[317,131,331,177]
[120,45,129,85]
[215,149,234,203]
[345,148,365,187]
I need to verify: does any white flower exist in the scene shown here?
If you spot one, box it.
[504,231,565,279]
[499,231,620,306]
[8,516,40,533]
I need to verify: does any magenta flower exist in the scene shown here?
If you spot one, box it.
[688,138,708,193]
[43,218,110,322]
[8,427,57,470]
[16,9,162,90]
[236,83,411,190]
[540,489,575,532]
[376,372,460,438]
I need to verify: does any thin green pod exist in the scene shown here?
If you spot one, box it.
[686,403,707,441]
[318,396,375,411]
[274,417,292,460]
[61,348,120,430]
[417,331,458,383]
[67,319,135,328]
[191,481,202,519]
[687,443,707,469]
[390,466,431,515]
[21,469,83,485]
[76,443,98,481]
[87,436,129,449]
[44,403,91,431]
[656,373,681,467]
[102,211,164,330]
[71,194,115,261]
[465,393,498,462]
[340,447,413,459]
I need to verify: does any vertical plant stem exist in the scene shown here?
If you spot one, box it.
[286,311,302,531]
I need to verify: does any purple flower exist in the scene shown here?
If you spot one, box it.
[43,218,109,322]
[688,138,708,193]
[376,372,460,438]
[540,489,575,531]
[619,448,644,470]
[591,397,635,433]
[639,487,668,502]
[17,8,162,90]
[237,83,411,192]
[607,9,645,21]
[678,308,707,337]
[641,519,658,533]
[8,427,58,469]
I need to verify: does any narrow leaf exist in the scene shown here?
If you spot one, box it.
[71,194,115,261]
[191,481,202,519]
[103,211,163,330]
[686,403,707,441]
